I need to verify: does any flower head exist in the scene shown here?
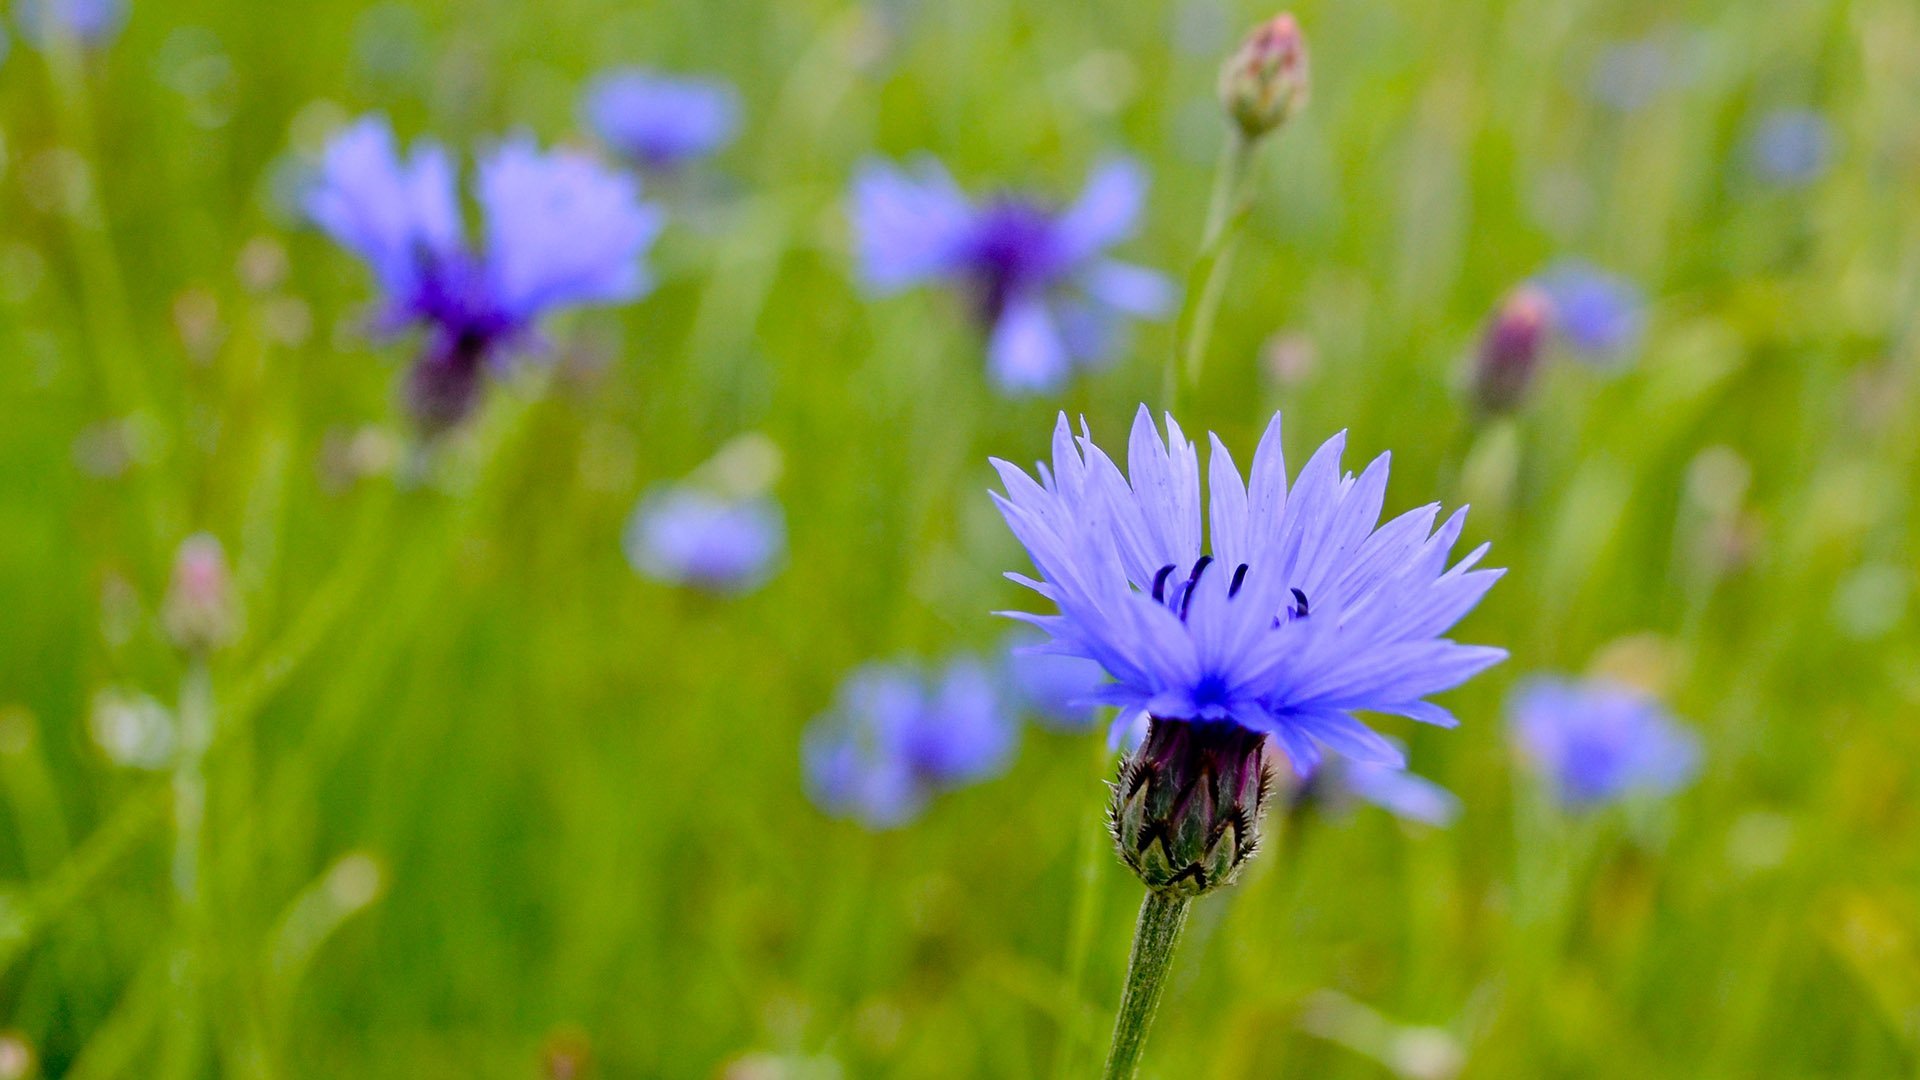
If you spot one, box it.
[804,659,1018,828]
[1509,675,1701,807]
[994,407,1505,774]
[624,487,785,594]
[1218,13,1310,140]
[1469,285,1552,415]
[1534,259,1645,366]
[162,533,239,655]
[15,0,127,47]
[307,115,662,429]
[584,68,741,172]
[1748,108,1833,188]
[850,157,1173,394]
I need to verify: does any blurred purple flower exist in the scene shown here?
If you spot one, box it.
[583,68,741,173]
[307,115,661,428]
[1324,757,1461,825]
[624,486,784,594]
[1534,260,1646,366]
[1586,29,1704,113]
[804,659,1018,828]
[15,0,126,47]
[1509,675,1701,807]
[849,156,1173,394]
[1004,634,1108,731]
[1748,108,1832,188]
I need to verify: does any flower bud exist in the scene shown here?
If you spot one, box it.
[162,533,239,655]
[1470,285,1552,415]
[1109,718,1272,897]
[1218,14,1310,141]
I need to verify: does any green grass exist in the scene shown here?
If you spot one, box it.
[3,0,1920,1075]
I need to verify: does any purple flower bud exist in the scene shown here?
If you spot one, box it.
[1218,13,1309,140]
[623,486,785,595]
[1470,285,1552,414]
[583,68,741,173]
[162,533,238,655]
[1110,718,1272,897]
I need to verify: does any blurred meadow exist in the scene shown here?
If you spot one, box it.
[4,0,1920,1076]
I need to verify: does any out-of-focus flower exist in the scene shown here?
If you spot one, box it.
[1218,13,1309,141]
[306,115,661,430]
[1586,29,1704,113]
[162,533,239,654]
[1747,108,1833,188]
[850,156,1173,394]
[15,0,127,48]
[1003,633,1108,731]
[89,688,175,769]
[583,68,741,173]
[624,487,785,594]
[1301,751,1461,827]
[994,408,1504,893]
[1468,285,1552,415]
[1509,675,1701,807]
[1533,259,1645,366]
[804,659,1017,828]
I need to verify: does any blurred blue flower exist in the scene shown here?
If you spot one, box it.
[1004,634,1108,731]
[804,659,1018,828]
[1586,29,1704,113]
[583,67,741,173]
[850,156,1174,394]
[1509,675,1701,807]
[1318,755,1461,826]
[1534,259,1646,366]
[307,115,661,427]
[624,486,784,594]
[992,407,1506,775]
[1748,108,1833,188]
[15,0,127,47]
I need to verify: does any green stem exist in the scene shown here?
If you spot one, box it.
[1102,891,1193,1080]
[164,661,214,1079]
[1168,134,1261,409]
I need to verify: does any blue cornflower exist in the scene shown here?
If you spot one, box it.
[583,68,741,173]
[1534,259,1646,366]
[624,486,784,594]
[850,156,1174,394]
[15,0,126,47]
[1509,675,1701,807]
[1748,108,1833,188]
[1300,751,1461,827]
[1004,633,1109,732]
[307,115,662,429]
[804,659,1018,829]
[994,407,1506,775]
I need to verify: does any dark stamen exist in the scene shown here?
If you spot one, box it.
[1177,556,1215,621]
[1290,588,1311,619]
[1228,563,1250,599]
[1150,564,1178,603]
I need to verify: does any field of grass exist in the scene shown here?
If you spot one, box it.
[3,0,1920,1076]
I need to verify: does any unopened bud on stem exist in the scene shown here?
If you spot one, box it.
[1219,14,1310,141]
[163,533,239,655]
[1470,285,1552,415]
[1110,718,1272,897]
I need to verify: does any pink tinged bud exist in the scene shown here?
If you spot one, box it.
[1471,286,1553,414]
[1218,13,1310,140]
[163,533,239,655]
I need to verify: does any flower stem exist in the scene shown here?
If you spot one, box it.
[1101,890,1193,1080]
[163,661,214,1080]
[1168,133,1262,408]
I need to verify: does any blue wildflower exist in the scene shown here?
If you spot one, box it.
[850,156,1174,394]
[307,115,662,429]
[995,407,1506,774]
[804,659,1018,829]
[15,0,127,47]
[1748,108,1833,188]
[1534,259,1646,366]
[1299,750,1461,827]
[1509,675,1701,807]
[584,67,741,173]
[1004,633,1109,732]
[624,486,784,594]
